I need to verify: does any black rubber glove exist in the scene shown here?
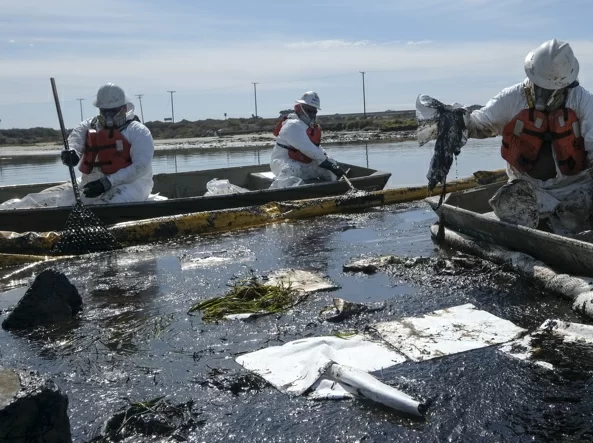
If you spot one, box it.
[61,150,80,167]
[319,159,346,178]
[82,177,112,198]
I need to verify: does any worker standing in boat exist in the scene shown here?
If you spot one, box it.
[270,91,346,188]
[60,83,155,204]
[447,39,593,234]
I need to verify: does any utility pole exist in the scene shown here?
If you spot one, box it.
[135,94,145,123]
[359,71,367,117]
[167,90,176,123]
[76,98,84,121]
[251,82,259,118]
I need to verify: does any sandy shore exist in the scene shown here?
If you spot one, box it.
[0,130,415,157]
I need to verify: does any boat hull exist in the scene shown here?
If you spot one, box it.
[0,162,390,232]
[426,183,593,277]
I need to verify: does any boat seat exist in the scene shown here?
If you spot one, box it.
[247,171,276,190]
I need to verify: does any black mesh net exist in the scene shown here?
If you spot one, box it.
[49,77,119,255]
[52,201,120,255]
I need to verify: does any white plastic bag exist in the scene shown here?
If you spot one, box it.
[146,193,168,201]
[0,189,64,209]
[269,176,304,189]
[204,178,249,196]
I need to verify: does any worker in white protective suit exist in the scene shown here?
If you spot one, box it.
[59,82,155,205]
[270,91,346,188]
[437,39,593,235]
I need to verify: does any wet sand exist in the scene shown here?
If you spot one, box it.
[0,130,415,157]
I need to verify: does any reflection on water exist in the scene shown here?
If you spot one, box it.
[0,138,505,188]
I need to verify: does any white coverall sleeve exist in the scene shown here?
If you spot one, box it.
[107,122,155,188]
[573,86,593,164]
[66,118,94,155]
[280,121,328,163]
[468,84,524,139]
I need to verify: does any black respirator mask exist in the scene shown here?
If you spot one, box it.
[296,104,318,128]
[98,106,127,129]
[532,80,578,112]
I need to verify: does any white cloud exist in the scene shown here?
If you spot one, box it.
[285,40,372,49]
[406,40,433,45]
[9,40,15,43]
[285,40,433,49]
[2,38,593,106]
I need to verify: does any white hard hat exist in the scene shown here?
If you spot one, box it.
[524,39,579,90]
[93,83,126,109]
[296,91,321,110]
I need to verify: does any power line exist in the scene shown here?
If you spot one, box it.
[135,94,145,123]
[251,82,259,117]
[167,90,176,123]
[359,72,366,117]
[76,98,84,121]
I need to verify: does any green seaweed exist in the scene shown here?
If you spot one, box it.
[188,272,300,322]
[333,330,359,339]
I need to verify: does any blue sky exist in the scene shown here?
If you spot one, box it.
[1,0,592,129]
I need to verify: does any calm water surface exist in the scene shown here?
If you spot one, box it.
[0,138,505,188]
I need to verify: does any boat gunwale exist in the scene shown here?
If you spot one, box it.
[0,163,391,215]
[429,198,593,252]
[426,184,593,276]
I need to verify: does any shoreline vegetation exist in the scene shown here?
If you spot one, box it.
[0,107,482,154]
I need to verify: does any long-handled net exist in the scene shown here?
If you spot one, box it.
[50,78,120,255]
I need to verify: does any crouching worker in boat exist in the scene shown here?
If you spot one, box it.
[59,82,155,205]
[464,39,593,235]
[270,91,346,188]
[0,83,156,210]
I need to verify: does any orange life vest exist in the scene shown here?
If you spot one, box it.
[273,115,322,164]
[501,107,586,176]
[79,127,132,175]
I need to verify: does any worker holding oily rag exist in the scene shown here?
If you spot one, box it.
[417,39,593,235]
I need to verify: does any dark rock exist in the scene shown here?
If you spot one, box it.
[403,256,431,268]
[2,268,82,330]
[0,368,72,443]
[343,256,405,274]
[433,254,484,276]
[91,397,204,442]
[195,369,266,396]
[319,297,385,322]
